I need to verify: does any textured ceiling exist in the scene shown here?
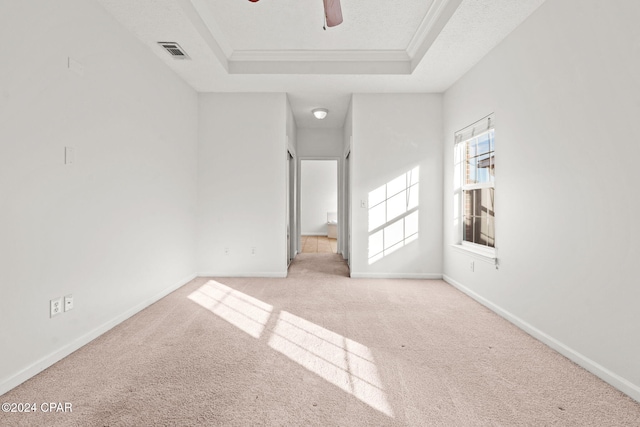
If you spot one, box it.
[206,0,434,51]
[96,0,547,128]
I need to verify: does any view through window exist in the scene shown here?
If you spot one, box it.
[455,124,495,249]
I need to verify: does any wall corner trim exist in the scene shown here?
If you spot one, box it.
[442,275,640,403]
[0,273,198,397]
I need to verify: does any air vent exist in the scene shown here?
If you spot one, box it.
[158,42,190,60]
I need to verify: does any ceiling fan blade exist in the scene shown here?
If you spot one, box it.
[324,0,343,27]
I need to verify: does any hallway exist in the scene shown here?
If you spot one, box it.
[301,235,337,254]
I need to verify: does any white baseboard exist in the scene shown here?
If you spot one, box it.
[443,274,640,403]
[350,272,443,279]
[301,232,328,236]
[0,273,197,397]
[198,272,287,278]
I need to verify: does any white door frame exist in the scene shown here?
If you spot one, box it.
[285,139,297,272]
[297,156,342,255]
[342,141,352,265]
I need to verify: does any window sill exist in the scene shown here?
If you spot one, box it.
[450,244,496,263]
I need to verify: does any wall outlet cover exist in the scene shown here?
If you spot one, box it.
[64,295,74,312]
[50,298,63,317]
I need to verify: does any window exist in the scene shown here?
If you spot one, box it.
[454,115,495,254]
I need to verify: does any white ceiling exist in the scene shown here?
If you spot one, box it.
[96,0,547,129]
[207,0,435,51]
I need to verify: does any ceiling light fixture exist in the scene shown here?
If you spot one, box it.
[312,108,329,120]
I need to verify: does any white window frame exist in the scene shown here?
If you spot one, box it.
[453,115,497,262]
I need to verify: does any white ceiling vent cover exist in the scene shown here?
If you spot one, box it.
[158,42,190,60]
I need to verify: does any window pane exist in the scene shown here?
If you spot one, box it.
[470,189,481,216]
[464,131,495,186]
[463,188,495,248]
[477,153,491,183]
[482,187,495,218]
[463,215,474,243]
[472,217,486,246]
[476,134,491,156]
[468,139,477,158]
[489,129,495,152]
[466,158,478,184]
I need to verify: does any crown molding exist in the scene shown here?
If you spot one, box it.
[181,0,462,75]
[228,50,410,74]
[407,0,463,71]
[230,50,409,63]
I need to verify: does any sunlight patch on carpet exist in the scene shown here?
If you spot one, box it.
[268,311,394,417]
[188,281,273,339]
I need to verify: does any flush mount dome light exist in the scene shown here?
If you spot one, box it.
[312,108,329,120]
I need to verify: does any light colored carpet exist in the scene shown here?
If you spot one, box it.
[1,253,639,426]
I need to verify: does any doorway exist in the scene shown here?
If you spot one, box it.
[299,159,338,254]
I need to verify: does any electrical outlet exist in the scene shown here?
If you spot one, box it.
[470,261,475,272]
[251,247,256,255]
[50,298,63,317]
[64,295,74,312]
[224,247,229,255]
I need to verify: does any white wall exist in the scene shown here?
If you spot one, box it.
[0,0,198,394]
[300,161,338,235]
[341,102,353,259]
[286,98,298,258]
[197,93,288,277]
[286,98,298,156]
[351,94,443,278]
[442,0,640,401]
[297,128,343,157]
